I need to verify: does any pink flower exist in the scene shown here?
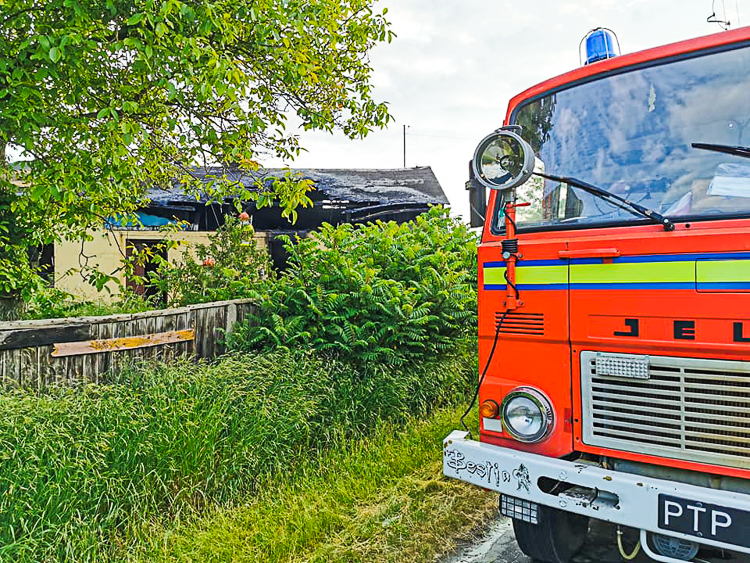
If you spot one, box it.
[203,257,216,267]
[238,211,250,222]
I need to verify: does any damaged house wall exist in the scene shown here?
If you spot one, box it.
[53,167,448,300]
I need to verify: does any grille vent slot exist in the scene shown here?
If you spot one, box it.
[581,351,750,470]
[495,311,544,335]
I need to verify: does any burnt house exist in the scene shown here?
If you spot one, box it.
[54,167,449,299]
[144,166,449,269]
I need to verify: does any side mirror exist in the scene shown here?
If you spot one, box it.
[472,128,535,191]
[466,160,486,228]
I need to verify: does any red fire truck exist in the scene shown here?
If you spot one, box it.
[446,26,750,563]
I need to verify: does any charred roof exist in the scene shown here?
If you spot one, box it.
[138,166,449,238]
[146,166,448,207]
[127,166,449,270]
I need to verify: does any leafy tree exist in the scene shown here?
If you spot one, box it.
[515,94,556,154]
[0,0,393,300]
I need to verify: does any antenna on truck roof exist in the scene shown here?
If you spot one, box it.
[707,0,731,29]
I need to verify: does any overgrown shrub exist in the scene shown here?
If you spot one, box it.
[0,345,476,562]
[135,215,273,307]
[0,187,44,307]
[229,206,478,363]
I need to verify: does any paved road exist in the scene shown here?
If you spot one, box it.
[444,516,746,563]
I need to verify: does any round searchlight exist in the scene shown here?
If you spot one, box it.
[501,387,554,443]
[471,128,535,191]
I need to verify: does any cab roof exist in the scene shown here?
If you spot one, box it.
[505,25,750,123]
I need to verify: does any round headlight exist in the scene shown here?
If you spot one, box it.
[501,387,554,443]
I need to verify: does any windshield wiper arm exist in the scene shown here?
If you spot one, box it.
[536,172,675,232]
[692,142,750,159]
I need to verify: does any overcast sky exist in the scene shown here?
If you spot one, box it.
[266,0,746,221]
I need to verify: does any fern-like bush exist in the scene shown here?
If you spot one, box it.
[229,206,478,363]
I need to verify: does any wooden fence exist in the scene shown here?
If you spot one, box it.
[0,299,256,389]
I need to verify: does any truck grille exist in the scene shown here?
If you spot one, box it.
[581,352,750,471]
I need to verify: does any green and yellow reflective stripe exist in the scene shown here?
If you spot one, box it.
[697,260,750,283]
[570,261,695,285]
[516,265,567,285]
[483,265,507,286]
[483,264,567,287]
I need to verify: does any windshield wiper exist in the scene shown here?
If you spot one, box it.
[692,142,750,159]
[537,172,675,232]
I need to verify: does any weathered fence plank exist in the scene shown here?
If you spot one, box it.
[0,324,91,351]
[52,329,195,357]
[0,299,255,389]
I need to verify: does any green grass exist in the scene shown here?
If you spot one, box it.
[20,288,156,320]
[128,404,495,563]
[0,344,477,562]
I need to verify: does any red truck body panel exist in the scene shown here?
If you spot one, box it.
[478,27,750,480]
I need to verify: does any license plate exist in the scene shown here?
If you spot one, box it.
[658,494,750,549]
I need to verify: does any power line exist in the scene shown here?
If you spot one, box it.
[410,132,480,141]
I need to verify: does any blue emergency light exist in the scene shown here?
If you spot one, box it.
[580,28,620,66]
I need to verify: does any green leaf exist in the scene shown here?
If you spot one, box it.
[0,0,394,300]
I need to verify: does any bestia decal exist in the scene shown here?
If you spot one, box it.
[444,449,502,487]
[513,464,531,493]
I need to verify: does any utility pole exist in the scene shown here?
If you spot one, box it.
[403,124,408,168]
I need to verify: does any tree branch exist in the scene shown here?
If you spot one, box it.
[0,6,44,27]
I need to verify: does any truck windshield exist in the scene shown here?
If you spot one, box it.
[504,43,750,231]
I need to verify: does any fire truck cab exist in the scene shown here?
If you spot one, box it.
[445,27,750,563]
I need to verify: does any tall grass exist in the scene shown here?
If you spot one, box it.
[0,343,476,562]
[132,405,494,563]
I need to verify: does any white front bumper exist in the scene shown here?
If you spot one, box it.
[443,430,750,554]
